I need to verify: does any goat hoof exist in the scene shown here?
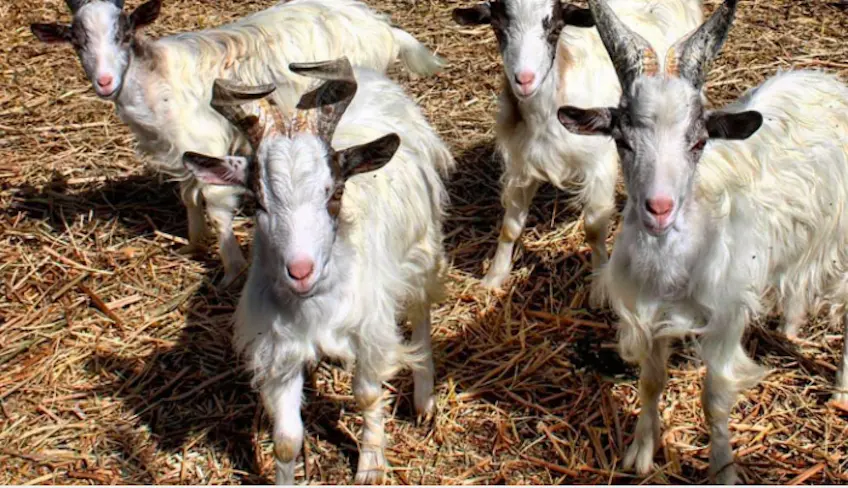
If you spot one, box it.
[712,465,738,485]
[480,271,508,291]
[588,285,605,309]
[830,393,848,413]
[216,271,244,291]
[274,461,296,485]
[354,448,386,484]
[177,243,207,256]
[623,436,656,475]
[415,397,436,426]
[779,323,801,341]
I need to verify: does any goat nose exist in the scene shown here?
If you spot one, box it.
[96,74,113,88]
[514,71,535,86]
[646,197,674,216]
[287,258,314,281]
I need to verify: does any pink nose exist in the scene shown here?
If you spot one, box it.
[287,258,314,281]
[96,74,113,88]
[515,71,535,86]
[646,197,674,217]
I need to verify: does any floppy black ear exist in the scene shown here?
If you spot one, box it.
[557,106,618,136]
[452,4,492,25]
[129,0,161,30]
[560,4,594,28]
[336,133,401,179]
[182,152,251,187]
[706,110,763,140]
[30,23,72,43]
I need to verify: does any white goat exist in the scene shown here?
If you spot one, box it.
[30,0,444,288]
[557,0,848,482]
[182,58,453,484]
[452,0,702,290]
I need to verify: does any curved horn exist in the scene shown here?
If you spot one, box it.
[210,79,280,149]
[586,0,658,90]
[665,0,738,88]
[289,57,357,143]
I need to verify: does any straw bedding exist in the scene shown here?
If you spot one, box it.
[1,0,847,483]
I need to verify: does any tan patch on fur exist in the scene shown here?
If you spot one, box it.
[554,41,572,107]
[273,439,299,463]
[665,48,680,77]
[498,74,522,133]
[641,47,659,77]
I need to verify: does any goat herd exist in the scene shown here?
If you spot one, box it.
[28,0,848,484]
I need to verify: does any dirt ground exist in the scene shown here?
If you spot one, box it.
[2,0,848,484]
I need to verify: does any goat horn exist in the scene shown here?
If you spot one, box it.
[289,57,357,143]
[665,0,738,88]
[65,0,87,12]
[210,79,281,149]
[586,0,658,90]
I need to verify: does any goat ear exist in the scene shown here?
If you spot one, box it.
[129,0,161,30]
[30,23,72,43]
[706,110,763,140]
[452,4,492,25]
[182,152,250,187]
[560,4,594,28]
[557,106,617,136]
[336,133,400,179]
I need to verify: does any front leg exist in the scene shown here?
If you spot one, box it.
[353,364,389,484]
[482,177,541,290]
[201,184,247,289]
[700,318,767,484]
[261,372,305,485]
[580,152,616,306]
[409,305,436,421]
[623,338,671,475]
[178,179,209,255]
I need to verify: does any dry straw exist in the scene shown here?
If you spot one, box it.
[1,0,847,484]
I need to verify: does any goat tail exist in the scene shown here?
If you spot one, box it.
[392,28,445,76]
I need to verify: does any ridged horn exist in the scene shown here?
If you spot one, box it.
[587,0,659,90]
[210,79,280,149]
[664,0,739,88]
[289,57,358,143]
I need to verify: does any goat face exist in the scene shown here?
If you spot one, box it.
[452,0,593,99]
[31,0,161,99]
[556,0,762,236]
[183,132,400,299]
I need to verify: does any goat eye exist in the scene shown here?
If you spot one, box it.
[691,139,707,152]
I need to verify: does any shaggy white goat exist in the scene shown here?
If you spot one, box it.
[557,0,848,482]
[31,0,444,288]
[182,58,453,484]
[452,0,702,290]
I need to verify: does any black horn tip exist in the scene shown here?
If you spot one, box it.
[212,79,276,104]
[289,57,354,80]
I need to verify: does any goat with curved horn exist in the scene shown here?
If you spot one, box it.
[210,80,280,149]
[289,57,358,143]
[586,0,658,89]
[665,0,739,88]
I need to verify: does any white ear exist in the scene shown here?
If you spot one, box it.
[182,152,251,186]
